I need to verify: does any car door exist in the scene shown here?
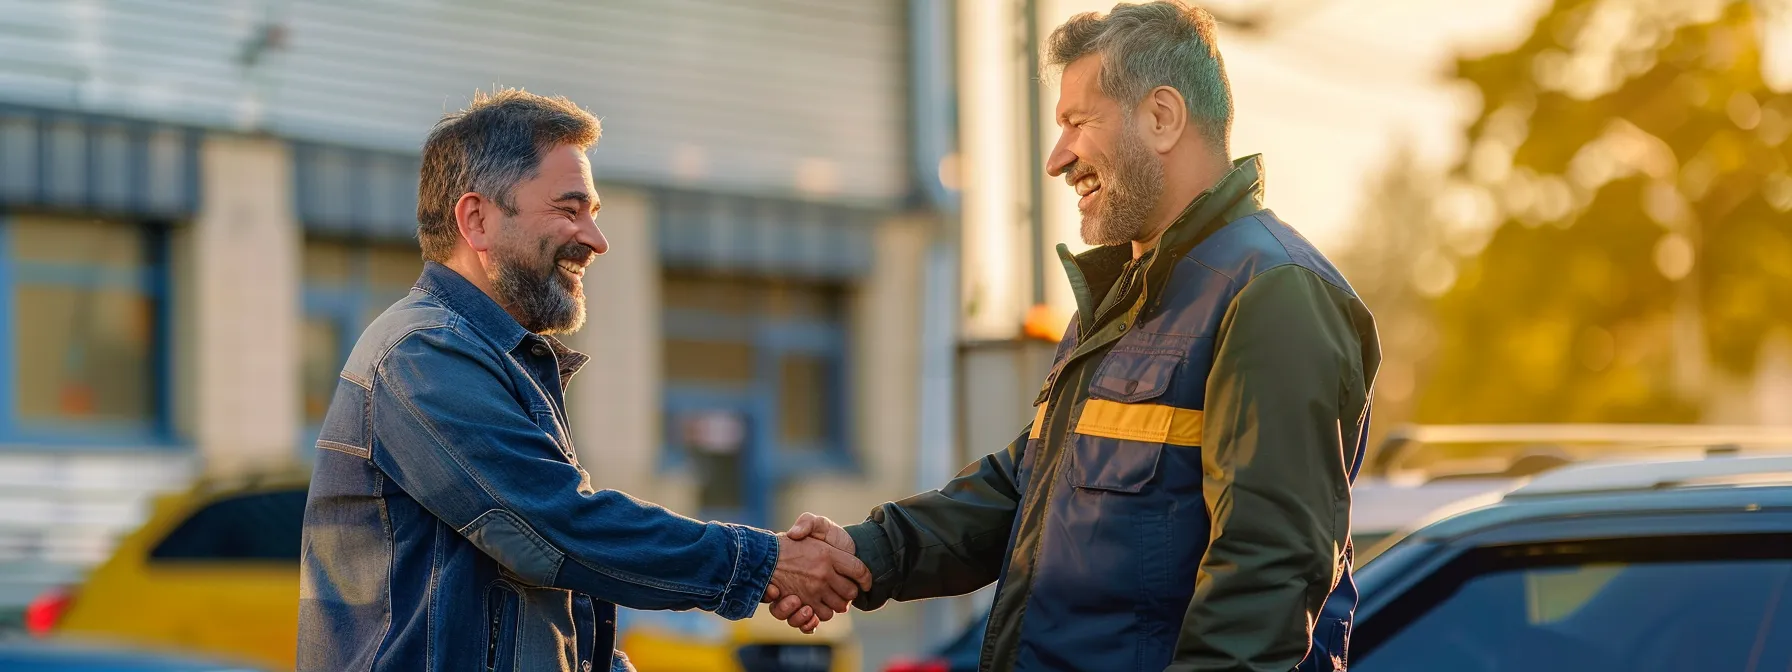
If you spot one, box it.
[130,487,306,670]
[1352,527,1792,672]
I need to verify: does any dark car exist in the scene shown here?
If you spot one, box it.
[881,610,986,672]
[897,454,1792,672]
[1351,454,1792,671]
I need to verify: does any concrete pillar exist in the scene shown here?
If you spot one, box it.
[191,134,300,476]
[957,0,1030,341]
[565,187,688,508]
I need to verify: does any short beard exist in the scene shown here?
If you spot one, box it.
[489,224,588,335]
[1080,120,1165,247]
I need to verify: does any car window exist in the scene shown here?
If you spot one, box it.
[148,489,307,562]
[1355,535,1792,672]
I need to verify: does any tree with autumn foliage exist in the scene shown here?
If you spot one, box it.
[1403,0,1792,426]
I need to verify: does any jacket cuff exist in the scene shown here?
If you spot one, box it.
[845,519,897,610]
[714,523,778,620]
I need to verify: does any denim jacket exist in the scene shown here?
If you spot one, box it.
[299,262,779,672]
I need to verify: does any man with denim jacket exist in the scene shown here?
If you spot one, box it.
[297,89,869,672]
[773,3,1381,671]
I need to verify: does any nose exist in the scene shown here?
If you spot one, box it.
[575,213,609,256]
[1046,131,1077,178]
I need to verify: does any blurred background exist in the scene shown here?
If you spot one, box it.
[0,0,1788,670]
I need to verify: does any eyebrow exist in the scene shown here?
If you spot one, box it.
[551,190,599,213]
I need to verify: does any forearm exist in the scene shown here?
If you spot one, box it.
[373,327,777,619]
[847,431,1028,610]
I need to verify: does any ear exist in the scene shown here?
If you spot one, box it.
[454,192,496,252]
[1139,85,1187,154]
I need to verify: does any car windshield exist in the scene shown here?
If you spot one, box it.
[1357,542,1792,672]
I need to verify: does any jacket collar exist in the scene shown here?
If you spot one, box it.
[1058,154,1268,321]
[416,261,533,351]
[414,261,590,380]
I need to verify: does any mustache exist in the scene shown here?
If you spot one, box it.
[553,242,596,269]
[1063,161,1097,187]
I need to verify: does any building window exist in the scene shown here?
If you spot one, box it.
[0,214,170,443]
[300,239,420,433]
[777,353,833,448]
[660,274,852,527]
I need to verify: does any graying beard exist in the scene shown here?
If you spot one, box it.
[1083,130,1163,246]
[492,242,584,334]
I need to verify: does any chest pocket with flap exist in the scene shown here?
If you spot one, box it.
[1067,350,1201,492]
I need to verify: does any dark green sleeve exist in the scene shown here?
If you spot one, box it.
[843,427,1027,610]
[1170,265,1358,671]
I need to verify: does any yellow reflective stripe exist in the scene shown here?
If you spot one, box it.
[1029,403,1047,439]
[1074,399,1204,446]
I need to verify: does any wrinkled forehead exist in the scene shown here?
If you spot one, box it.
[1055,54,1111,117]
[525,144,596,195]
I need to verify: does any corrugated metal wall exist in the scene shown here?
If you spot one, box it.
[0,105,201,218]
[0,0,908,205]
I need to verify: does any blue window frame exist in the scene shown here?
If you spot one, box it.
[298,239,420,453]
[659,275,855,528]
[0,211,176,447]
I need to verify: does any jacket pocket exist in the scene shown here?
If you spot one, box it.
[532,409,575,456]
[1088,350,1179,403]
[485,581,520,672]
[1062,350,1210,625]
[1078,351,1203,451]
[1066,431,1165,493]
[1068,351,1187,492]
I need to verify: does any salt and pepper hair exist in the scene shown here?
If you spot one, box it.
[1046,1,1233,155]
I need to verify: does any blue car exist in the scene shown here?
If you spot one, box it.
[901,454,1792,671]
[0,639,265,672]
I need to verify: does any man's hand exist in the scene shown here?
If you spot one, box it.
[786,512,855,556]
[766,531,871,633]
[764,513,859,632]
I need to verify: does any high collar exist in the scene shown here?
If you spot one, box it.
[414,261,589,379]
[1057,154,1269,322]
[416,261,533,351]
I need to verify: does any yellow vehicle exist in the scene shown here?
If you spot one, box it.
[619,607,858,672]
[29,467,860,672]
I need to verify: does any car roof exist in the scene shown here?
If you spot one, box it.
[184,465,311,499]
[1370,423,1792,479]
[1507,455,1792,497]
[1396,455,1792,540]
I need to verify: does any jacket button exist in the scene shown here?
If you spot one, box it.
[582,661,593,672]
[531,342,552,357]
[1124,380,1138,393]
[1118,322,1128,332]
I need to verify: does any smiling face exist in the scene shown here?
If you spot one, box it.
[485,143,609,334]
[1046,54,1165,247]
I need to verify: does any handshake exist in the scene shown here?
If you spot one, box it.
[761,513,864,633]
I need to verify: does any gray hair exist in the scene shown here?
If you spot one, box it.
[416,88,601,262]
[1045,1,1233,155]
